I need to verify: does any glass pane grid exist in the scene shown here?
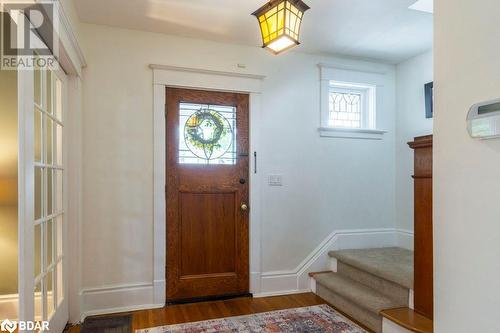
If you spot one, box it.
[329,91,362,128]
[55,78,63,121]
[35,167,43,220]
[36,70,63,126]
[56,123,63,166]
[34,217,58,282]
[35,162,64,169]
[34,64,42,107]
[34,280,42,321]
[34,223,42,278]
[47,169,53,216]
[56,260,63,306]
[35,260,58,281]
[46,269,54,319]
[39,111,63,126]
[34,212,64,226]
[55,169,63,213]
[33,67,65,323]
[46,116,53,165]
[46,70,53,115]
[46,219,54,267]
[42,111,63,127]
[35,108,42,162]
[179,103,237,165]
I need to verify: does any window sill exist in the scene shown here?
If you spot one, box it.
[318,127,387,140]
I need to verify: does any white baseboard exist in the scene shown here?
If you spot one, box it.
[396,229,414,250]
[253,289,310,298]
[0,291,56,321]
[78,229,414,318]
[256,228,414,296]
[409,289,414,310]
[80,280,165,320]
[0,294,18,320]
[310,278,316,294]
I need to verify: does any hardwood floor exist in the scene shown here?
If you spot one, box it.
[68,293,327,332]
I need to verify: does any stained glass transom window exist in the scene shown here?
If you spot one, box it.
[179,103,237,165]
[329,91,362,128]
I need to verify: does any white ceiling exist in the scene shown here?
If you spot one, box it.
[74,0,433,63]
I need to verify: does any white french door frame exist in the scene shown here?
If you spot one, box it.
[18,56,69,333]
[18,59,35,326]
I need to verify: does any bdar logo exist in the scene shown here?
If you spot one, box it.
[1,319,17,333]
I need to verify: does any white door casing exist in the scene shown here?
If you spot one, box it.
[151,64,265,300]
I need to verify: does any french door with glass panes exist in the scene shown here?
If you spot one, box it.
[18,60,68,333]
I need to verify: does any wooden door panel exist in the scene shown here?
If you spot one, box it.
[180,192,237,276]
[166,87,249,302]
[408,135,433,320]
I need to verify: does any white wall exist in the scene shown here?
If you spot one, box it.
[435,0,500,331]
[78,22,397,304]
[395,51,433,236]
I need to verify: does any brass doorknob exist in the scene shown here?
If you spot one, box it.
[241,203,248,211]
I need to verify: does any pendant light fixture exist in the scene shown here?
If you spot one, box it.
[252,0,310,55]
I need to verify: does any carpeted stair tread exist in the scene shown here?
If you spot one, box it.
[328,247,413,289]
[314,272,406,315]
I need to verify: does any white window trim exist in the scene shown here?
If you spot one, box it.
[319,64,388,140]
[318,127,388,139]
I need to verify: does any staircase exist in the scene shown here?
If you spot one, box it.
[312,247,413,333]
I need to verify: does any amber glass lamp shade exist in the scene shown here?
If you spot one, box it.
[252,0,310,55]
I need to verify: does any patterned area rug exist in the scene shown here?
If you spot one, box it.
[136,305,367,333]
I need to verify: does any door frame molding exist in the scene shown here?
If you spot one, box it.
[151,64,265,305]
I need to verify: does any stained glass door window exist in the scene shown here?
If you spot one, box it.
[179,103,237,165]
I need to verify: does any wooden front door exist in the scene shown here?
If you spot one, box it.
[166,88,250,303]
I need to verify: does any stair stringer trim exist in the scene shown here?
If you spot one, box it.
[254,228,413,297]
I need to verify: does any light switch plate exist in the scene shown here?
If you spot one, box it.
[268,174,283,186]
